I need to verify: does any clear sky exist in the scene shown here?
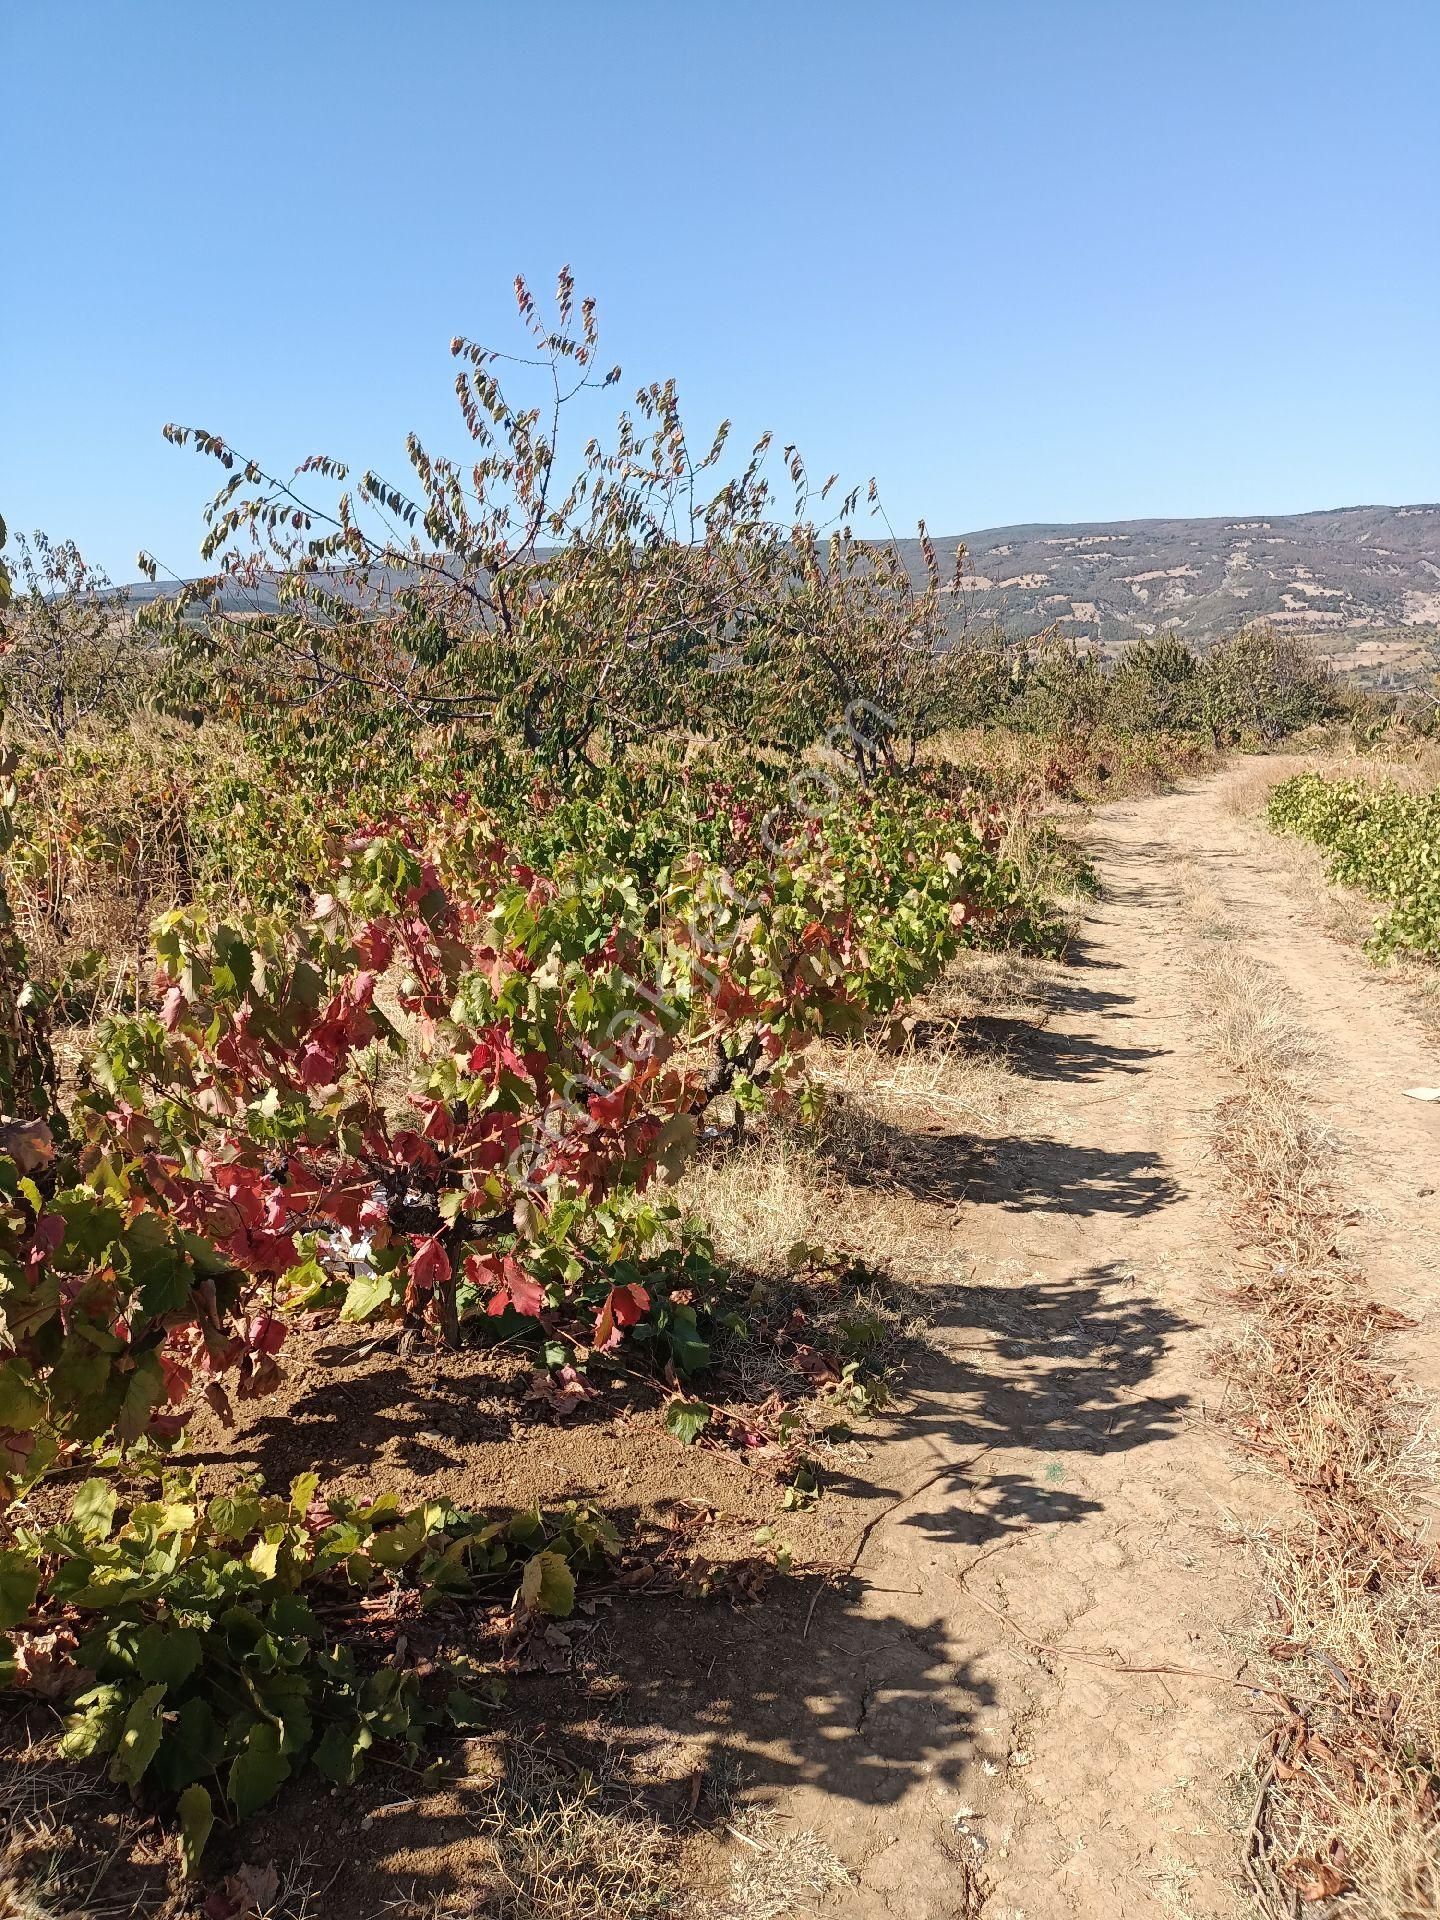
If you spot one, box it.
[4,0,1438,581]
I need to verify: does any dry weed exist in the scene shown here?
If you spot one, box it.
[447,1736,854,1920]
[679,1088,953,1289]
[5,717,226,1011]
[1221,746,1440,824]
[817,1030,1019,1135]
[0,1735,140,1920]
[0,1865,79,1920]
[679,1125,839,1280]
[1221,751,1440,1033]
[695,1759,850,1920]
[463,1740,682,1920]
[704,1806,850,1920]
[1188,896,1440,1917]
[680,968,1031,1293]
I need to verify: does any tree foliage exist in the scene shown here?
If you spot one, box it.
[0,518,63,1131]
[143,270,962,780]
[0,533,152,744]
[1196,626,1334,744]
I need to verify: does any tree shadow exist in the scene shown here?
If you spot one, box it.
[182,1335,670,1490]
[166,1253,1192,1916]
[1035,976,1137,1016]
[826,1108,1182,1217]
[958,1135,1181,1215]
[172,1573,1002,1919]
[954,1011,1168,1082]
[854,1264,1188,1547]
[511,1259,1185,1821]
[41,1254,1196,1919]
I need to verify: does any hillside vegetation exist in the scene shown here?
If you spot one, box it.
[899,503,1440,666]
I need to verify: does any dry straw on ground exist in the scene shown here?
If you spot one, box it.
[1187,875,1440,1919]
[703,1806,850,1920]
[463,1739,684,1920]
[680,951,1044,1291]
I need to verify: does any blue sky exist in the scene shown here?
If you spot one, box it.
[3,0,1438,580]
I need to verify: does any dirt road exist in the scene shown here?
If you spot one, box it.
[753,765,1440,1918]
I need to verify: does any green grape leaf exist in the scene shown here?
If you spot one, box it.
[60,1683,129,1761]
[312,1716,372,1786]
[108,1682,167,1788]
[0,1547,40,1630]
[0,1361,44,1432]
[71,1477,118,1541]
[519,1550,575,1619]
[136,1622,202,1689]
[664,1397,711,1446]
[227,1718,291,1817]
[177,1783,214,1876]
[155,1696,224,1792]
[341,1271,398,1322]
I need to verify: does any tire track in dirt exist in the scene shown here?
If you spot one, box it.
[776,766,1438,1920]
[1178,764,1440,1404]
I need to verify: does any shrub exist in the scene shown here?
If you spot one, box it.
[2,1471,614,1869]
[0,533,157,744]
[1104,635,1201,734]
[1198,626,1335,744]
[1268,771,1440,961]
[143,271,968,783]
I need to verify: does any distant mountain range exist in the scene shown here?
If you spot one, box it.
[915,503,1440,681]
[131,503,1440,685]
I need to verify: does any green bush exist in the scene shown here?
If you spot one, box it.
[1199,627,1336,745]
[3,1472,615,1870]
[1268,771,1440,960]
[1104,635,1201,734]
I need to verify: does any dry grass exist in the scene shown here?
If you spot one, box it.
[380,1737,851,1920]
[692,1756,851,1920]
[703,1807,850,1920]
[1187,899,1440,1918]
[680,950,1043,1290]
[462,1740,683,1920]
[920,723,1215,802]
[0,1867,81,1920]
[677,1102,957,1447]
[1220,745,1440,825]
[0,1723,849,1920]
[0,1850,84,1920]
[917,725,1045,792]
[679,1123,845,1280]
[0,1733,149,1920]
[820,1025,1022,1137]
[5,718,226,1011]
